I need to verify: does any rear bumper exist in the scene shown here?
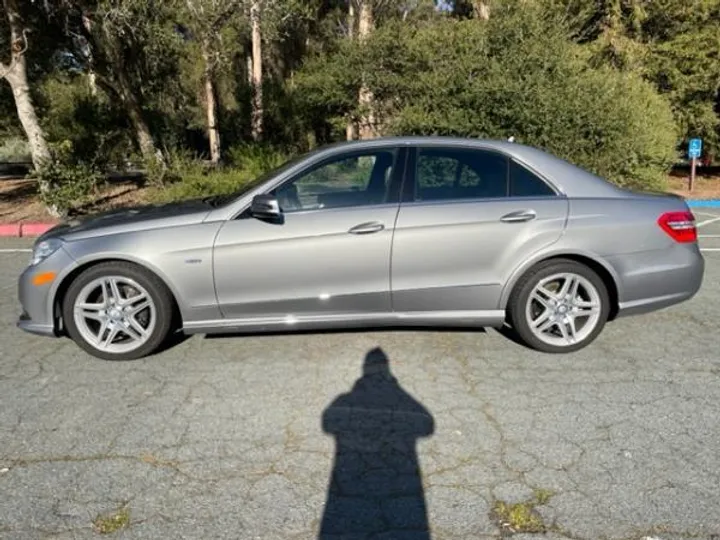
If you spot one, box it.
[611,244,704,318]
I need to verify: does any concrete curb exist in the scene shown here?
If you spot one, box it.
[0,222,56,238]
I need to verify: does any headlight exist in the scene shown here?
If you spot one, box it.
[30,238,63,266]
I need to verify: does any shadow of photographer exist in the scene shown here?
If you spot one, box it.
[319,347,435,539]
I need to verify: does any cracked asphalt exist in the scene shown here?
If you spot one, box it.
[1,217,720,540]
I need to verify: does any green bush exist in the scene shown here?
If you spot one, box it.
[148,149,259,203]
[149,144,290,204]
[33,141,104,216]
[0,137,31,163]
[227,143,288,178]
[296,5,679,190]
[38,76,133,170]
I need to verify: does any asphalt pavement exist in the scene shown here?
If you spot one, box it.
[1,212,719,540]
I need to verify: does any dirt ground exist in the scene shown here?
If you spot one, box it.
[666,170,720,199]
[0,177,150,224]
[1,171,719,224]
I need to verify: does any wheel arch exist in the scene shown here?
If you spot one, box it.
[51,256,183,335]
[500,251,621,321]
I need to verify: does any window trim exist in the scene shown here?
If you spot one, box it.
[403,145,561,205]
[236,146,407,219]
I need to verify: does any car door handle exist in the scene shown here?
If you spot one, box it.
[348,221,385,234]
[500,209,537,223]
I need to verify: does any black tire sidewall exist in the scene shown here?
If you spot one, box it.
[62,262,174,361]
[509,260,610,354]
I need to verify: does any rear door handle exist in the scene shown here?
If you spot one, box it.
[500,209,537,223]
[348,221,385,234]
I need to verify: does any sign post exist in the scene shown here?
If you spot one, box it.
[688,138,702,192]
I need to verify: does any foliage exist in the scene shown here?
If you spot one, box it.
[0,137,31,162]
[226,143,288,177]
[37,75,132,169]
[148,164,255,204]
[539,0,720,155]
[297,5,678,189]
[3,0,719,215]
[33,141,104,216]
[147,144,288,203]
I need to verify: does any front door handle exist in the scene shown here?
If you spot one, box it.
[348,221,385,234]
[500,209,537,223]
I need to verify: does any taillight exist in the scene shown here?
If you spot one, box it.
[658,211,697,243]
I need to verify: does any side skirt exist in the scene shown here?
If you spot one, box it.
[182,310,506,335]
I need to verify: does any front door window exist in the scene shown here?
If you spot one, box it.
[273,150,398,212]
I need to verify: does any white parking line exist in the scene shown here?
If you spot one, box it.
[701,248,720,252]
[696,216,720,228]
[694,211,720,218]
[700,235,720,238]
[0,249,31,253]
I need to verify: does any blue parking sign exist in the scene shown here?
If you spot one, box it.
[688,138,702,159]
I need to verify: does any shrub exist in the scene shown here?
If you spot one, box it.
[296,4,678,190]
[0,137,31,163]
[226,143,288,178]
[33,141,104,217]
[148,149,258,203]
[148,144,290,204]
[38,76,133,170]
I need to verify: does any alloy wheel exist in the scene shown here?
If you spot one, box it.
[524,272,602,347]
[73,276,157,354]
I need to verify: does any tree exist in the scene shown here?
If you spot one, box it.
[55,0,185,168]
[538,0,720,155]
[250,0,263,141]
[297,3,678,189]
[181,0,244,163]
[0,0,52,170]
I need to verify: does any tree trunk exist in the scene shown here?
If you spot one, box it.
[357,0,375,140]
[81,13,98,96]
[201,40,221,164]
[250,0,263,142]
[109,59,164,166]
[1,0,51,171]
[472,0,490,20]
[345,1,357,141]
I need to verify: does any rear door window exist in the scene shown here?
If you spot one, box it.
[415,148,508,201]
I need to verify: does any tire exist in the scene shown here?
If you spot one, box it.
[508,259,610,354]
[62,262,175,360]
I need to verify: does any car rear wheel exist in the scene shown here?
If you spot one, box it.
[508,259,610,353]
[62,262,174,360]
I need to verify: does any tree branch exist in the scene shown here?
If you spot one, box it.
[0,28,30,80]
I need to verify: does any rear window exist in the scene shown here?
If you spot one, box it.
[509,160,556,197]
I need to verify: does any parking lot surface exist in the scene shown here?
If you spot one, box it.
[1,212,720,540]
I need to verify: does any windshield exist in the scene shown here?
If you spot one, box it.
[207,153,311,208]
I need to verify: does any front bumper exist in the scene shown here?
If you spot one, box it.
[17,311,56,336]
[17,247,77,337]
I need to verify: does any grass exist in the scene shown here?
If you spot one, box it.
[491,488,556,534]
[533,487,555,505]
[92,505,130,534]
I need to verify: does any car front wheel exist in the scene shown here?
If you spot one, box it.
[508,259,610,353]
[62,262,174,360]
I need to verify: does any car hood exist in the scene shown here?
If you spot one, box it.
[39,199,213,242]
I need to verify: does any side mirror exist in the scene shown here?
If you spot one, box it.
[250,194,283,221]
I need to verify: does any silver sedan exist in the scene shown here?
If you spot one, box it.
[17,137,704,360]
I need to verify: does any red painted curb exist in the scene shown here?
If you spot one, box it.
[20,222,56,237]
[0,224,21,237]
[0,222,57,238]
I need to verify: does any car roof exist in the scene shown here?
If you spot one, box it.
[315,136,624,198]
